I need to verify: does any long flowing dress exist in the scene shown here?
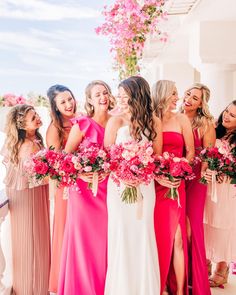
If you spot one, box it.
[186,129,211,295]
[104,125,160,295]
[49,126,71,293]
[1,143,50,295]
[58,116,108,295]
[204,139,236,263]
[154,132,188,295]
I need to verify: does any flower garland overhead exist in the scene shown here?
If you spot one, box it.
[95,0,168,79]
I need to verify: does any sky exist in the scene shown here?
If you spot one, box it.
[0,0,118,102]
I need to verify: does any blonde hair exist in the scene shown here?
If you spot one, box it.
[183,83,214,134]
[5,104,44,164]
[151,80,176,118]
[84,80,114,116]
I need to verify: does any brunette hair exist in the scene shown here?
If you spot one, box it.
[47,84,76,147]
[119,76,157,141]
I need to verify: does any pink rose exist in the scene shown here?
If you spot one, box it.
[61,159,76,173]
[34,161,49,175]
[84,166,93,172]
[181,161,192,174]
[169,162,182,177]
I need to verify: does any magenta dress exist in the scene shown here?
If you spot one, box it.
[186,129,211,295]
[58,116,108,295]
[154,132,188,294]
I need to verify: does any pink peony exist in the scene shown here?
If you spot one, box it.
[34,161,49,175]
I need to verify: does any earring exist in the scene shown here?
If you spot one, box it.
[197,108,203,116]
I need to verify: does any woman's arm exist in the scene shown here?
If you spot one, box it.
[64,124,84,153]
[46,123,61,151]
[104,116,123,147]
[201,123,216,174]
[152,116,163,156]
[179,113,195,162]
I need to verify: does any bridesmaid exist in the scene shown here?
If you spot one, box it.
[182,83,215,295]
[104,76,162,295]
[1,104,50,295]
[46,84,77,293]
[58,80,113,295]
[152,80,195,295]
[204,100,236,287]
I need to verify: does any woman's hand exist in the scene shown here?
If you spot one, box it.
[216,174,226,184]
[79,173,94,183]
[156,176,181,188]
[79,172,109,183]
[201,169,212,183]
[122,180,140,188]
[98,172,109,183]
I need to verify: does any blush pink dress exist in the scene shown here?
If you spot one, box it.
[154,132,189,295]
[1,142,50,295]
[186,129,211,295]
[58,116,108,295]
[204,139,236,264]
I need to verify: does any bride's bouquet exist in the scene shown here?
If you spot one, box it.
[108,140,156,203]
[154,152,195,204]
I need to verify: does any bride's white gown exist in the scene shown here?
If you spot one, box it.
[105,126,160,295]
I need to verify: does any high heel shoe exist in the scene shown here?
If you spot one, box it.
[209,266,229,288]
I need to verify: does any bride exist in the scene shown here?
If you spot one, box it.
[104,76,162,295]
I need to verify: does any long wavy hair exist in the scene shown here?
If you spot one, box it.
[84,80,115,116]
[119,76,157,141]
[216,100,236,145]
[47,84,77,147]
[5,104,44,164]
[182,83,214,134]
[151,80,176,119]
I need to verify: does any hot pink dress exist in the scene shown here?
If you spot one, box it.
[186,129,211,295]
[154,132,188,295]
[58,116,108,295]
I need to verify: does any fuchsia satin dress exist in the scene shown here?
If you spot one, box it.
[58,116,108,295]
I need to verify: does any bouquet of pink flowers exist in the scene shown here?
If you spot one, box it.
[199,142,236,184]
[199,145,225,184]
[24,147,61,186]
[69,140,110,195]
[108,140,156,203]
[154,152,195,203]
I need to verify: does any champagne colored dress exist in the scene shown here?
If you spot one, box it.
[1,142,50,295]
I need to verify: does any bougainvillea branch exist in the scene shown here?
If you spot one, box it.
[95,0,168,79]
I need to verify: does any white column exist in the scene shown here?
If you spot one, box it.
[158,63,196,98]
[199,64,236,118]
[189,21,236,118]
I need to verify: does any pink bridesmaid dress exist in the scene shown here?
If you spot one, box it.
[154,132,189,295]
[58,116,108,295]
[186,129,211,295]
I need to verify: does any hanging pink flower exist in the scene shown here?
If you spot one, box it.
[95,0,168,79]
